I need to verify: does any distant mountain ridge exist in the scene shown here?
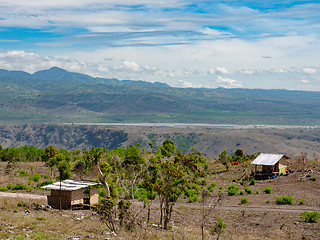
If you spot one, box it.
[0,67,320,125]
[0,67,170,87]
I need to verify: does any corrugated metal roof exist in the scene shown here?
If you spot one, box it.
[251,153,284,166]
[41,179,100,191]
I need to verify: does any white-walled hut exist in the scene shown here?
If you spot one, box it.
[42,179,100,209]
[251,153,289,177]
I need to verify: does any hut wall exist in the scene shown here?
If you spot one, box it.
[90,189,99,205]
[48,190,72,209]
[71,189,84,205]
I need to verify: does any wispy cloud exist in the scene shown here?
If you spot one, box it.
[216,76,243,88]
[0,1,320,90]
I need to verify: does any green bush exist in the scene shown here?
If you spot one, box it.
[227,185,239,196]
[36,216,47,221]
[210,217,227,235]
[256,190,259,194]
[310,176,317,181]
[7,183,29,191]
[240,197,248,204]
[249,179,256,185]
[266,199,270,203]
[37,181,53,188]
[244,187,252,194]
[188,195,199,203]
[184,189,198,198]
[298,199,306,205]
[28,173,42,183]
[17,201,27,207]
[208,182,216,192]
[239,190,244,195]
[301,211,319,223]
[239,180,245,186]
[0,186,8,192]
[16,170,28,177]
[276,196,294,205]
[263,186,272,194]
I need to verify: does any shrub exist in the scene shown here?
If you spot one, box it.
[244,187,252,194]
[264,186,272,194]
[249,179,256,185]
[240,197,248,204]
[239,180,245,186]
[17,201,27,207]
[210,217,227,236]
[310,176,317,181]
[239,190,244,195]
[298,199,306,205]
[266,199,270,203]
[36,216,47,221]
[276,196,294,205]
[208,182,216,192]
[227,185,239,196]
[184,189,198,198]
[28,173,41,183]
[188,196,198,203]
[16,170,28,177]
[256,190,259,194]
[301,211,319,223]
[37,181,53,188]
[0,186,8,192]
[7,183,29,191]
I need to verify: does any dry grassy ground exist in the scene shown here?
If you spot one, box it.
[0,158,319,240]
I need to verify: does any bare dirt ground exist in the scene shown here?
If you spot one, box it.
[0,159,320,239]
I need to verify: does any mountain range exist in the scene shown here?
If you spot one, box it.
[0,67,320,125]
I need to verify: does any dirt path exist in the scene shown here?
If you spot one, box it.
[1,192,318,214]
[0,192,47,200]
[216,205,319,213]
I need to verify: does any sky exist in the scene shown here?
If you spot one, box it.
[0,0,320,90]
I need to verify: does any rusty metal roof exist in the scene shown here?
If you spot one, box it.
[251,153,285,166]
[41,179,100,191]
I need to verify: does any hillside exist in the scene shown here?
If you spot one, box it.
[1,124,320,159]
[1,67,320,125]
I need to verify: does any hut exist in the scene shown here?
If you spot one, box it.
[251,153,289,177]
[42,179,100,209]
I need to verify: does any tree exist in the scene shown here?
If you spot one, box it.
[89,147,111,197]
[57,160,72,180]
[155,149,208,230]
[160,140,176,157]
[94,197,118,233]
[210,217,227,240]
[218,150,231,171]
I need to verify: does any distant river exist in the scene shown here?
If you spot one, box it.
[63,123,315,128]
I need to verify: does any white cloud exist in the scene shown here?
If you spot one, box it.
[216,76,243,88]
[183,68,201,75]
[303,68,317,75]
[208,67,229,75]
[122,60,141,72]
[300,79,310,84]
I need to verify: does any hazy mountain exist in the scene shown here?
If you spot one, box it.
[0,67,319,125]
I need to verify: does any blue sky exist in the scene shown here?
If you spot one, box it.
[0,0,320,90]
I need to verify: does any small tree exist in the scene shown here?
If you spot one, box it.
[218,150,231,171]
[94,197,117,233]
[301,211,319,223]
[210,217,227,240]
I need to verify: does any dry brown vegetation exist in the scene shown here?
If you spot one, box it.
[0,154,319,240]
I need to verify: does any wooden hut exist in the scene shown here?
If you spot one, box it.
[251,153,289,177]
[42,179,100,209]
